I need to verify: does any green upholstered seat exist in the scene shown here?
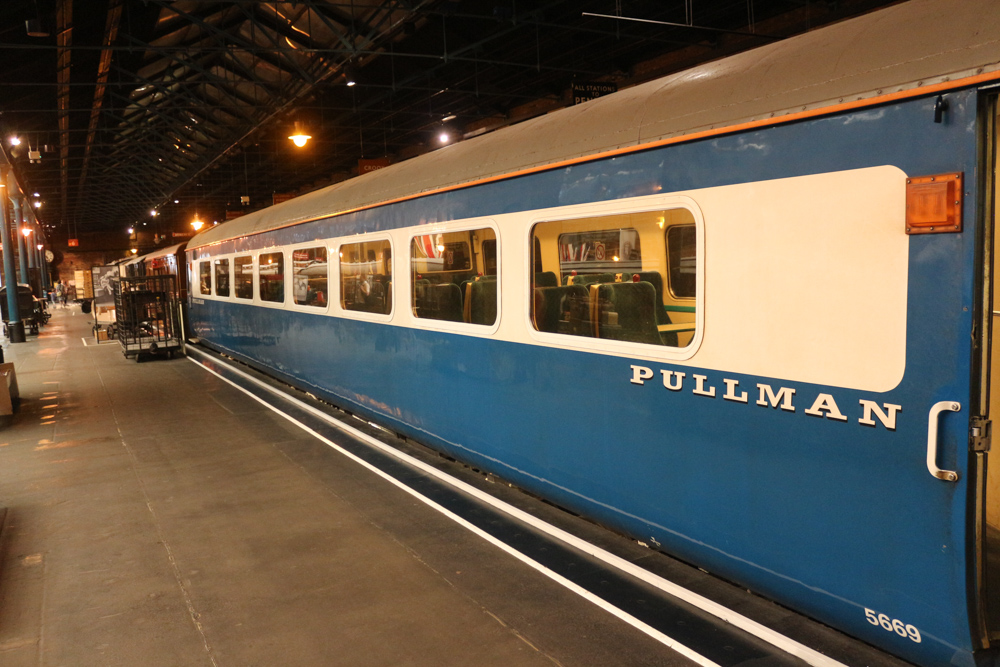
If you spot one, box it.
[532,285,591,336]
[634,271,670,326]
[596,282,663,345]
[427,283,463,322]
[468,280,497,325]
[534,271,558,287]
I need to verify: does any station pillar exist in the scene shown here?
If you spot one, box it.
[1,169,24,343]
[13,197,29,287]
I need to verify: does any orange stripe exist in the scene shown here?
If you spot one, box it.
[189,67,1000,252]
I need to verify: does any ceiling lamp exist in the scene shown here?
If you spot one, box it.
[344,65,357,87]
[9,136,21,146]
[288,121,311,148]
[191,217,205,232]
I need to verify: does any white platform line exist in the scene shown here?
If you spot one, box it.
[189,352,846,667]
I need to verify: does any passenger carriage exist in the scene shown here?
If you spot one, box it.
[184,1,1000,664]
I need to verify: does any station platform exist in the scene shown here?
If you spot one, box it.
[0,305,911,667]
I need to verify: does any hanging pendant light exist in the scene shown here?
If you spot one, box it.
[288,121,311,148]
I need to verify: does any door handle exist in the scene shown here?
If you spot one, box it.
[927,401,960,482]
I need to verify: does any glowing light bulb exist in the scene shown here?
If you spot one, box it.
[288,121,311,148]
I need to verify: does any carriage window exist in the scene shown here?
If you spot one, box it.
[259,252,285,303]
[667,225,696,299]
[199,261,211,296]
[340,239,392,314]
[214,258,230,298]
[292,247,328,307]
[234,256,253,300]
[411,228,497,325]
[530,208,697,348]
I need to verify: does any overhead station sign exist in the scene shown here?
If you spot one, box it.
[359,158,391,174]
[572,81,617,105]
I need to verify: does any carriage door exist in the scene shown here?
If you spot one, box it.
[978,91,1000,645]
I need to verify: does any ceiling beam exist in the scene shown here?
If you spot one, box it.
[55,0,72,228]
[76,0,124,203]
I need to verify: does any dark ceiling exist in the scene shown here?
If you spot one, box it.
[0,0,900,247]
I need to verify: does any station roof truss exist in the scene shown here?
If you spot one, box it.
[0,0,900,240]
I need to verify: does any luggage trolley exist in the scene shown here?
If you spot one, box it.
[112,275,183,360]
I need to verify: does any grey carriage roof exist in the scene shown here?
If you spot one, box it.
[192,0,1000,249]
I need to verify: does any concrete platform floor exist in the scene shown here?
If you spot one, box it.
[0,304,706,667]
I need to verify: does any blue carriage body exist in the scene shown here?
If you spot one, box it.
[185,3,1000,664]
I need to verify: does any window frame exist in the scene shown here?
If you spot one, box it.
[257,249,287,306]
[405,220,501,335]
[198,259,213,297]
[213,256,232,299]
[288,242,331,312]
[334,235,394,322]
[233,255,255,301]
[524,196,704,361]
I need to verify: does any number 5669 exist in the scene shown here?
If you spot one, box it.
[864,608,922,643]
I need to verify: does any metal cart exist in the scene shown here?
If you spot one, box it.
[112,275,183,360]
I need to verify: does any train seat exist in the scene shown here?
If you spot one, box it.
[534,271,558,287]
[633,272,671,326]
[594,282,663,345]
[532,285,591,335]
[464,279,498,325]
[427,283,464,322]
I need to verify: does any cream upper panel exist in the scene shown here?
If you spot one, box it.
[201,166,909,393]
[488,165,907,392]
[674,166,907,392]
[384,166,907,392]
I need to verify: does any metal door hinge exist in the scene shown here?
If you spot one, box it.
[971,417,992,452]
